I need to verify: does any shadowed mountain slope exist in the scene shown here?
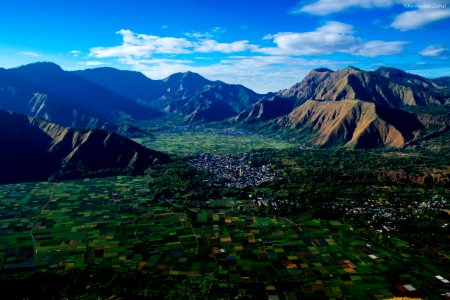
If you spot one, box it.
[0,109,169,184]
[73,67,164,107]
[169,83,263,123]
[0,67,151,136]
[76,68,263,122]
[10,62,162,121]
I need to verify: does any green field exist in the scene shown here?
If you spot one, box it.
[0,176,448,299]
[134,131,295,156]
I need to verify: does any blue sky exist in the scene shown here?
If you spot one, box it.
[0,0,449,93]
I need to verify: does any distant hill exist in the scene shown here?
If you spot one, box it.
[76,68,263,122]
[157,71,215,109]
[0,109,169,184]
[73,67,164,108]
[276,99,424,148]
[10,62,162,121]
[0,66,152,137]
[375,67,450,100]
[170,83,262,123]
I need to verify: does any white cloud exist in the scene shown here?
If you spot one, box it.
[295,1,450,31]
[86,26,406,92]
[185,31,214,39]
[211,27,225,33]
[89,29,255,58]
[18,51,41,57]
[419,45,447,56]
[70,50,81,57]
[195,40,257,53]
[89,29,193,58]
[296,0,403,15]
[259,22,405,57]
[356,40,406,57]
[85,61,106,66]
[118,55,352,93]
[259,22,359,55]
[90,25,405,62]
[185,27,226,39]
[392,7,450,30]
[119,58,195,79]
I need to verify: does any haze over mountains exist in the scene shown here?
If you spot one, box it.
[0,62,448,160]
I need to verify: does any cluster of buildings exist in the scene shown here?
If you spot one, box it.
[187,152,278,188]
[340,194,448,233]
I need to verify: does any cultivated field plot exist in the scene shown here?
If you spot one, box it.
[135,131,294,156]
[0,178,448,299]
[188,200,449,299]
[0,177,196,273]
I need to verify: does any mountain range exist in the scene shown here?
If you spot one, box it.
[236,66,448,148]
[0,64,155,137]
[0,62,449,155]
[74,68,262,122]
[277,66,446,106]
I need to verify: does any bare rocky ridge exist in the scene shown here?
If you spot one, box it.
[279,66,446,106]
[241,66,448,148]
[278,67,356,102]
[277,99,424,148]
[316,71,443,106]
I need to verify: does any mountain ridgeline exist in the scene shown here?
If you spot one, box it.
[277,66,446,106]
[238,66,448,148]
[0,109,169,184]
[0,62,449,151]
[0,65,154,137]
[74,68,263,122]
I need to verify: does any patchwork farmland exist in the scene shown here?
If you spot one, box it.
[0,177,448,299]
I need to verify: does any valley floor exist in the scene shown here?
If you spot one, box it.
[133,127,296,156]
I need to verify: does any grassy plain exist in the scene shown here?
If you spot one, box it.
[134,131,295,156]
